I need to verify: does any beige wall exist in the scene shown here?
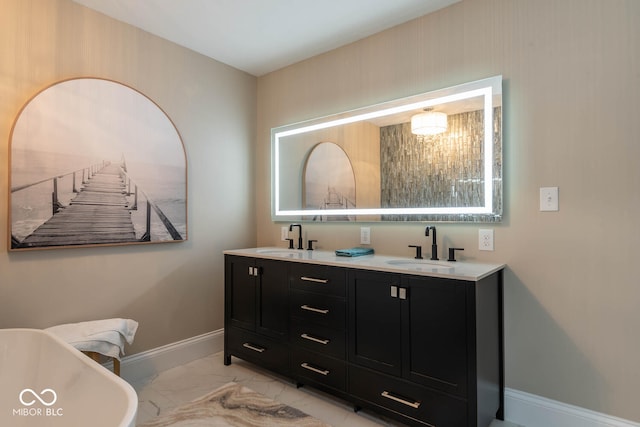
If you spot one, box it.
[0,0,257,352]
[257,0,640,422]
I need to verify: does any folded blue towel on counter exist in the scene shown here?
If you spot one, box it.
[335,247,375,257]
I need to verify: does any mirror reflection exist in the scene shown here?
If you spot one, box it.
[304,142,356,221]
[272,76,502,222]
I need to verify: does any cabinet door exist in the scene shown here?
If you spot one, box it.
[403,276,468,397]
[225,255,256,331]
[348,270,402,376]
[256,259,289,339]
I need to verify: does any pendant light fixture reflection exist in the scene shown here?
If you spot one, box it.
[411,108,447,136]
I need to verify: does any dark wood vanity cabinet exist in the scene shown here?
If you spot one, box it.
[348,269,503,427]
[224,255,290,375]
[224,253,503,427]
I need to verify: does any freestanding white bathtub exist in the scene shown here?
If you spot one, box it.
[0,328,137,426]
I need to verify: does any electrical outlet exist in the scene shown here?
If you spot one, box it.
[479,229,494,251]
[281,226,288,241]
[360,227,371,245]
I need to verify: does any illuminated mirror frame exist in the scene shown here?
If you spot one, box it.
[272,75,502,222]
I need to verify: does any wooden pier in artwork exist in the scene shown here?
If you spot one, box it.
[17,163,136,248]
[11,160,183,249]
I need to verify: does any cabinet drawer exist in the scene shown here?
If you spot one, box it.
[226,327,289,374]
[291,322,345,358]
[290,290,345,328]
[349,365,467,427]
[290,264,346,296]
[292,348,346,391]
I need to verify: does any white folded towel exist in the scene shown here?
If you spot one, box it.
[46,318,138,360]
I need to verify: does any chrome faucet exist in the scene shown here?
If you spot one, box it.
[425,226,439,260]
[289,223,303,250]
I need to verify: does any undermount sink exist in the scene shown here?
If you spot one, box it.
[385,259,454,271]
[256,249,295,254]
[255,248,304,258]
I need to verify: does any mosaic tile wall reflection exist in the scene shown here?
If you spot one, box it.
[380,107,502,222]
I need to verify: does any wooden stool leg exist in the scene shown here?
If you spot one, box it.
[82,351,120,376]
[83,351,101,363]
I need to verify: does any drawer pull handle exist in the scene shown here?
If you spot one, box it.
[301,304,329,314]
[381,391,421,409]
[300,276,329,284]
[301,362,329,376]
[242,343,265,353]
[301,333,330,345]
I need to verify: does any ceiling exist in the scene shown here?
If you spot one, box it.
[71,0,460,76]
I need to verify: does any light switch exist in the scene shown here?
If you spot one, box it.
[540,187,559,211]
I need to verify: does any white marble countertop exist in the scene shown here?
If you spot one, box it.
[223,247,505,282]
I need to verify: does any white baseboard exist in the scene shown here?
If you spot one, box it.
[104,329,224,383]
[505,388,640,427]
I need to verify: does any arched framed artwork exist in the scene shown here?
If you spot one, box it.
[8,78,187,250]
[303,142,356,221]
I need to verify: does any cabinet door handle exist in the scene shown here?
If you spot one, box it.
[242,342,265,353]
[300,304,329,314]
[301,362,329,376]
[381,391,421,409]
[399,287,407,300]
[390,285,398,298]
[301,333,330,345]
[300,276,329,284]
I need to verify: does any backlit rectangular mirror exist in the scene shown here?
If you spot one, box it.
[272,75,502,222]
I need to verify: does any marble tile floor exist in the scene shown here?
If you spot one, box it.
[131,351,521,427]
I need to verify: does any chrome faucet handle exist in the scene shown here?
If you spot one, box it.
[408,245,423,259]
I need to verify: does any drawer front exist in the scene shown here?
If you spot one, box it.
[291,322,345,359]
[349,365,468,427]
[290,290,346,328]
[290,264,346,296]
[292,348,346,391]
[226,327,289,374]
